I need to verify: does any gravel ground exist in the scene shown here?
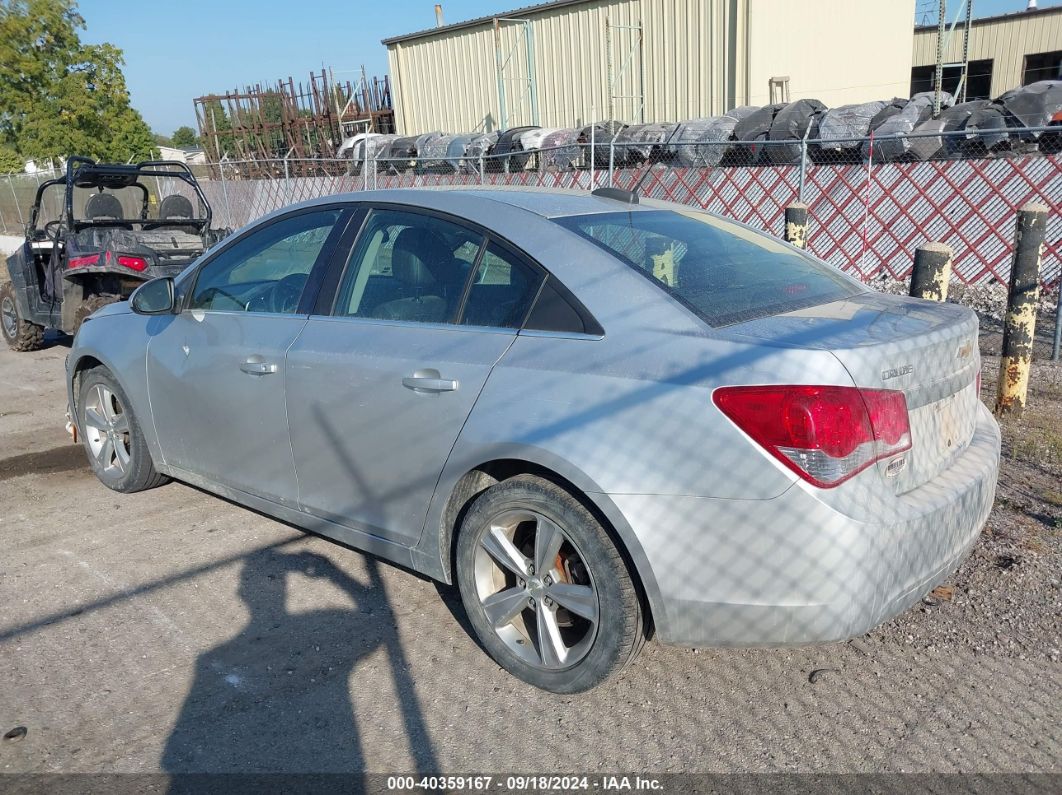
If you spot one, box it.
[0,318,1059,778]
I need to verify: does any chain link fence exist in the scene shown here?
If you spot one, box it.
[3,128,1059,287]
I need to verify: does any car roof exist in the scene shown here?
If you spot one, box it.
[312,187,663,220]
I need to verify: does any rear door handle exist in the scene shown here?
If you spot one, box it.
[240,356,278,375]
[402,368,458,394]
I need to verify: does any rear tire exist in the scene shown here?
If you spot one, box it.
[456,475,645,693]
[73,293,120,337]
[77,366,168,493]
[1,281,45,352]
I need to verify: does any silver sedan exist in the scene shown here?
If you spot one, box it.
[67,188,1001,692]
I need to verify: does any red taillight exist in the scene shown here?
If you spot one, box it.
[713,385,912,488]
[68,253,100,268]
[117,255,148,272]
[975,369,982,396]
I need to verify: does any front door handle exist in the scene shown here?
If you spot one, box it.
[240,356,278,375]
[402,368,458,394]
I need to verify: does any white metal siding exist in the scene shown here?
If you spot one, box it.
[388,0,744,134]
[387,0,913,135]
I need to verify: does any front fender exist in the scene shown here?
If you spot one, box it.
[67,311,161,465]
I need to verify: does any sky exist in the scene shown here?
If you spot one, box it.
[79,0,1059,136]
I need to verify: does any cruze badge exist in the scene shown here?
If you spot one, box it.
[881,364,913,381]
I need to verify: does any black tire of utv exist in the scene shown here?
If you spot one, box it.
[456,474,646,694]
[72,293,120,337]
[0,281,45,352]
[78,366,168,493]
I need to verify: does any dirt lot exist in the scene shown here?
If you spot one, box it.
[0,317,1059,779]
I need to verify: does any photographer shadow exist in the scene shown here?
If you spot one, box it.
[161,547,436,780]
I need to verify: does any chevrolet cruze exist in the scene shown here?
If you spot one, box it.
[67,188,1000,692]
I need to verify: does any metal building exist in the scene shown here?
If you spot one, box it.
[383,0,915,135]
[912,4,1062,100]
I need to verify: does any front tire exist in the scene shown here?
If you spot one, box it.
[77,367,168,492]
[1,281,45,352]
[456,475,645,693]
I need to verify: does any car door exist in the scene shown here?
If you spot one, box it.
[285,207,545,545]
[146,206,350,505]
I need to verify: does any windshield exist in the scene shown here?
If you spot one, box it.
[554,210,864,327]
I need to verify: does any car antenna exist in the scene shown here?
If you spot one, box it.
[591,187,638,204]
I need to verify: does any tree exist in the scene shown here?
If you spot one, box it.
[171,125,198,149]
[0,144,22,172]
[0,0,157,163]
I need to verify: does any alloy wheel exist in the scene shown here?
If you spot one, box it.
[473,509,600,670]
[1,295,17,340]
[82,383,132,479]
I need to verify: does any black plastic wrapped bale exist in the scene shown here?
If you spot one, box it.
[816,101,887,158]
[908,118,949,161]
[864,93,947,162]
[445,135,475,172]
[465,131,500,171]
[487,126,539,172]
[414,132,444,157]
[538,129,582,171]
[909,100,991,160]
[345,134,399,176]
[517,128,570,170]
[997,80,1062,134]
[867,98,908,134]
[578,121,627,168]
[379,135,420,173]
[965,103,1012,151]
[612,122,678,166]
[669,114,743,168]
[419,134,465,174]
[767,99,827,164]
[732,103,786,164]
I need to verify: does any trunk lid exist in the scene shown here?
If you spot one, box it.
[716,291,981,493]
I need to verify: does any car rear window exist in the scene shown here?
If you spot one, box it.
[554,210,863,327]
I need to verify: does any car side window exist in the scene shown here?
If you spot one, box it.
[189,209,342,314]
[458,242,543,329]
[335,209,483,324]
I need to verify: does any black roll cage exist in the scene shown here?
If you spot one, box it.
[26,156,213,232]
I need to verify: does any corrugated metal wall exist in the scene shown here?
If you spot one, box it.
[385,0,913,136]
[912,8,1062,98]
[386,0,746,134]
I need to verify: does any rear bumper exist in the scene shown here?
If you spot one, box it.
[611,402,1001,647]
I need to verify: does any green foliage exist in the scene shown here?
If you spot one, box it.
[0,144,22,172]
[171,125,198,149]
[153,132,173,147]
[0,0,157,163]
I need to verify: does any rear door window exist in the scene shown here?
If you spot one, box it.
[458,242,543,329]
[554,210,863,326]
[334,209,483,323]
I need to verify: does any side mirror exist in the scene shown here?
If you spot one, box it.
[130,277,176,315]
